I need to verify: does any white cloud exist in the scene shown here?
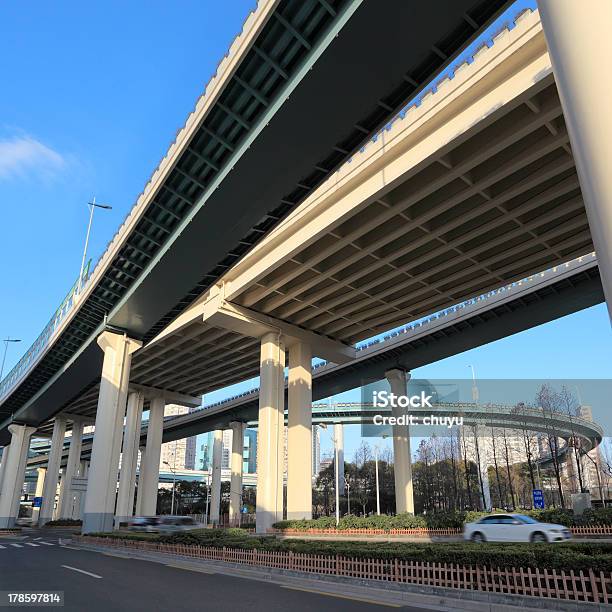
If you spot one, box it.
[0,134,65,181]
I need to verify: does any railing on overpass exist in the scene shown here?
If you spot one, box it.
[199,252,597,413]
[0,260,91,402]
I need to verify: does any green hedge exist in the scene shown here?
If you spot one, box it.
[273,508,612,531]
[82,528,612,572]
[44,519,82,527]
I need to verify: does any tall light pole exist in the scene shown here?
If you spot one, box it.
[319,423,340,525]
[1,338,21,381]
[468,364,479,402]
[205,471,211,526]
[345,477,351,515]
[374,445,381,515]
[77,197,112,295]
[163,461,177,515]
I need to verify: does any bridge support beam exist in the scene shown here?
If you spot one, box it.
[209,430,223,524]
[115,392,144,527]
[0,424,37,528]
[287,342,313,520]
[138,397,165,517]
[385,369,414,515]
[58,419,85,520]
[82,331,141,534]
[256,332,285,534]
[538,0,612,321]
[39,416,67,526]
[229,421,246,524]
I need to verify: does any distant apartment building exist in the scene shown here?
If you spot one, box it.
[198,428,258,474]
[159,404,198,470]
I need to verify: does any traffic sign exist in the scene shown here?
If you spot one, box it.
[32,497,43,508]
[533,489,544,509]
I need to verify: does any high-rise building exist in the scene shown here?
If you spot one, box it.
[199,432,214,471]
[184,407,198,470]
[222,430,233,469]
[312,425,321,477]
[159,404,198,470]
[244,429,257,474]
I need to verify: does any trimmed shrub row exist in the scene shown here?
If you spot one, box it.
[44,519,83,527]
[273,508,612,531]
[83,528,612,573]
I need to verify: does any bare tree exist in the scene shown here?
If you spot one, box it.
[536,384,566,508]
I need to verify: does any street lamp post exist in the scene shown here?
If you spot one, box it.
[163,461,177,515]
[319,423,341,525]
[345,477,351,515]
[374,446,381,515]
[205,471,211,526]
[334,434,340,525]
[0,338,21,381]
[468,364,479,403]
[77,197,112,295]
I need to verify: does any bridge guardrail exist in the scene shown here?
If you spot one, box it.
[0,260,91,402]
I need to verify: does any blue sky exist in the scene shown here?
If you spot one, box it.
[0,2,609,461]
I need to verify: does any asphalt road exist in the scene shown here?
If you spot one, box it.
[0,528,431,611]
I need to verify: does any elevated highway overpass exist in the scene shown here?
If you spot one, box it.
[0,0,513,437]
[24,400,601,521]
[86,7,604,412]
[28,252,602,438]
[27,400,603,467]
[1,2,611,533]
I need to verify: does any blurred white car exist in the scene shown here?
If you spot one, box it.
[463,513,571,543]
[128,515,202,533]
[156,516,202,533]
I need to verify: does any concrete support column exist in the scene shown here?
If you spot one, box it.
[229,421,246,524]
[31,468,46,524]
[209,430,223,524]
[255,332,285,534]
[0,445,11,495]
[82,331,141,534]
[58,419,84,519]
[135,446,146,516]
[287,342,312,520]
[0,424,37,528]
[38,417,67,526]
[385,369,414,514]
[115,392,144,527]
[138,397,164,516]
[334,423,345,496]
[538,0,612,321]
[75,461,89,520]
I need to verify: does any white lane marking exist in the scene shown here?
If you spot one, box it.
[10,543,23,548]
[0,545,5,549]
[61,565,102,579]
[34,537,43,541]
[39,542,54,546]
[25,543,40,547]
[60,546,81,550]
